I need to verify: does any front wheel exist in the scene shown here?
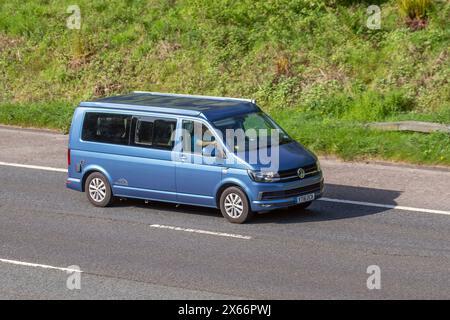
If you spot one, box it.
[85,172,113,207]
[219,187,253,224]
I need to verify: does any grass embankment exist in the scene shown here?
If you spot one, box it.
[0,0,449,165]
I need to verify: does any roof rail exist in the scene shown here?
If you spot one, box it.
[133,91,256,104]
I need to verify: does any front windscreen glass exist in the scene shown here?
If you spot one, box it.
[212,112,292,151]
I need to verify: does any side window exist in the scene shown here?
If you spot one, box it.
[181,120,215,155]
[82,112,131,145]
[132,117,177,150]
[153,119,176,149]
[135,120,154,146]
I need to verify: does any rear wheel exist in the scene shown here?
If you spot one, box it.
[219,187,253,224]
[85,172,113,207]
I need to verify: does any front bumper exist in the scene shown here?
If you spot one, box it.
[250,176,324,212]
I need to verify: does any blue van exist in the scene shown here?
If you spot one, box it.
[67,92,323,223]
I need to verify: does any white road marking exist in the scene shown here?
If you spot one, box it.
[0,161,67,173]
[1,160,449,217]
[319,197,450,216]
[0,258,82,273]
[149,224,252,240]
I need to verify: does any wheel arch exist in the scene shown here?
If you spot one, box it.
[81,166,113,192]
[215,180,252,209]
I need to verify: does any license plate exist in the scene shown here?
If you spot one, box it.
[297,193,315,204]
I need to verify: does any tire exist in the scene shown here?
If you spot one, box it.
[85,172,113,207]
[296,201,312,210]
[219,187,253,224]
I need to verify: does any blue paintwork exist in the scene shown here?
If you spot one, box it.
[67,93,324,212]
[236,141,317,171]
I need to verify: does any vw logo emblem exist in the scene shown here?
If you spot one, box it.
[297,168,305,179]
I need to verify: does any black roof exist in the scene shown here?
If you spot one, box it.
[79,92,259,121]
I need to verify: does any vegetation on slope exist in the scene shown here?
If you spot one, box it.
[0,0,449,164]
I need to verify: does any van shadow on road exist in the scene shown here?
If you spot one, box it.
[253,183,402,224]
[111,183,402,224]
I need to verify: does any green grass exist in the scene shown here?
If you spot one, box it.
[0,0,449,165]
[272,111,450,165]
[0,101,74,132]
[398,0,432,20]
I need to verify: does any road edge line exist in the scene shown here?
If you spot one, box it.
[0,258,82,273]
[319,197,450,216]
[0,161,67,173]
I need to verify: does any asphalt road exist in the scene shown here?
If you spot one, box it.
[0,126,449,299]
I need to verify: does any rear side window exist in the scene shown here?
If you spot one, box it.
[82,112,132,145]
[133,117,177,150]
[135,120,154,145]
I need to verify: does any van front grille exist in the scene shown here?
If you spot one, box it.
[278,163,319,182]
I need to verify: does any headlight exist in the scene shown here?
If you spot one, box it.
[316,160,321,172]
[247,170,280,182]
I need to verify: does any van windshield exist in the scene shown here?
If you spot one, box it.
[212,112,293,151]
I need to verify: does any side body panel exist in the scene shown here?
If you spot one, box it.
[68,107,176,201]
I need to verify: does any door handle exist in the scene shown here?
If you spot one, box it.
[180,155,187,162]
